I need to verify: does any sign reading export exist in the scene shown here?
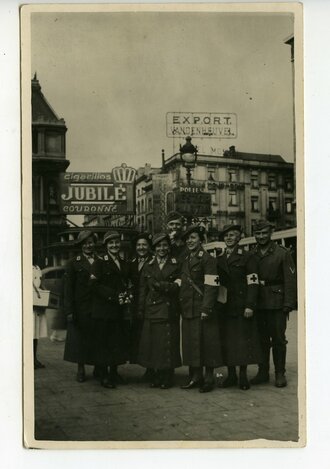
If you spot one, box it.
[166,112,237,139]
[59,164,136,214]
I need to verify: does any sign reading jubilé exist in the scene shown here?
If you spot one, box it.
[166,112,237,139]
[59,164,136,215]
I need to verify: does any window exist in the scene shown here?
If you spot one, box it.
[251,196,259,212]
[148,219,153,233]
[148,197,153,211]
[285,200,293,214]
[141,199,145,212]
[229,191,237,206]
[285,179,293,192]
[208,168,216,181]
[251,177,259,189]
[229,170,237,182]
[268,174,277,190]
[269,198,277,211]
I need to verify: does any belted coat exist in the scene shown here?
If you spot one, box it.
[138,256,182,369]
[217,246,262,366]
[179,249,223,368]
[63,254,95,365]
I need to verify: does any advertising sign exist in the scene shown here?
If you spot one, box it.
[174,186,211,216]
[59,164,136,214]
[166,112,237,138]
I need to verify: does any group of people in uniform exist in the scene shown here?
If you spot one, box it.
[63,212,297,393]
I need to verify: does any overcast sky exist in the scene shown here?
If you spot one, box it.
[31,12,294,172]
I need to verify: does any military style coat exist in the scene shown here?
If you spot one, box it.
[129,254,153,312]
[217,246,259,317]
[90,254,131,320]
[252,241,297,310]
[179,249,220,318]
[64,254,95,324]
[138,256,181,321]
[63,254,96,364]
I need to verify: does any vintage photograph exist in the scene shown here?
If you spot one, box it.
[21,3,304,448]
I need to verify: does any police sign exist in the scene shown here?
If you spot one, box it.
[166,112,237,138]
[59,164,136,214]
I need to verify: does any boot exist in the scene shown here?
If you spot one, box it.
[275,372,287,388]
[273,348,287,388]
[221,366,238,388]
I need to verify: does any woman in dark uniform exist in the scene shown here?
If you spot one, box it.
[63,231,97,382]
[138,233,181,389]
[90,230,131,388]
[129,232,153,379]
[180,225,223,393]
[217,224,262,390]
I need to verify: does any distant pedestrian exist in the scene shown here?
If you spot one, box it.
[138,233,181,389]
[90,230,132,388]
[63,231,98,382]
[33,265,48,369]
[128,232,154,381]
[180,225,223,393]
[217,224,262,390]
[250,220,297,388]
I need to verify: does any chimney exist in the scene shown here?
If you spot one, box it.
[229,145,236,157]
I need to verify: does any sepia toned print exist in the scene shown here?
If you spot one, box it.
[21,3,304,449]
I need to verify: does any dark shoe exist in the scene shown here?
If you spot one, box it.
[150,373,161,388]
[101,378,116,389]
[275,372,287,388]
[250,371,270,385]
[181,379,203,390]
[34,360,45,369]
[199,382,214,393]
[76,371,86,383]
[160,381,172,389]
[221,375,238,388]
[239,376,250,390]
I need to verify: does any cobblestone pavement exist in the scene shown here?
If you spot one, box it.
[34,311,299,443]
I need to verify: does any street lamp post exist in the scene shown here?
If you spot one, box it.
[180,136,198,186]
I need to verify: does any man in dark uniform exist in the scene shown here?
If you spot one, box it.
[250,220,297,388]
[90,230,131,388]
[166,211,188,262]
[63,230,98,382]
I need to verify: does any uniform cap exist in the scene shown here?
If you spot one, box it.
[166,211,184,224]
[103,230,121,244]
[253,220,274,232]
[152,232,170,247]
[75,230,97,245]
[182,224,206,241]
[135,232,152,246]
[221,224,242,236]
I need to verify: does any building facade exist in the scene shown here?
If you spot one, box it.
[32,75,70,267]
[133,145,295,237]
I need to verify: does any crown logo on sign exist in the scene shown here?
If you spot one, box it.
[112,163,136,184]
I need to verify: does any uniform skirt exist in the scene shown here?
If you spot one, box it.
[182,316,223,368]
[221,314,263,366]
[138,318,182,370]
[63,317,95,365]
